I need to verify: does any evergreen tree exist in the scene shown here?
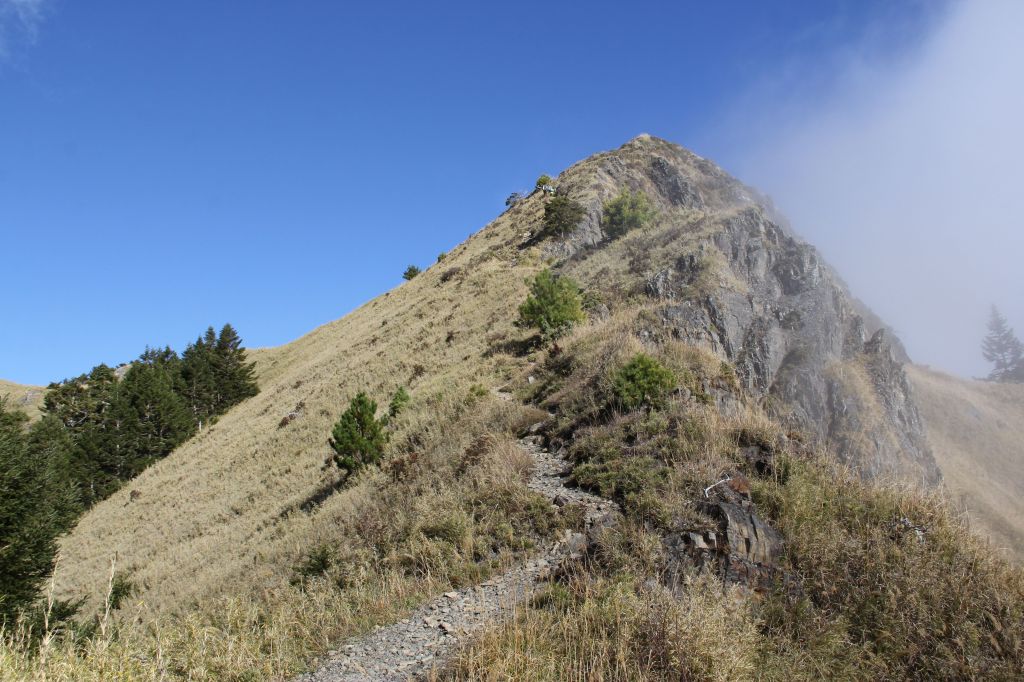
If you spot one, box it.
[115,360,194,476]
[181,327,220,423]
[44,365,125,505]
[601,189,656,239]
[518,269,587,340]
[388,386,410,419]
[0,400,78,623]
[541,195,586,239]
[214,324,259,408]
[982,306,1024,383]
[36,324,257,509]
[329,392,388,477]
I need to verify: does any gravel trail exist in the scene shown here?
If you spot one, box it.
[294,434,616,682]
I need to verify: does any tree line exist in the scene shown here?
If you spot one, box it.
[0,323,259,624]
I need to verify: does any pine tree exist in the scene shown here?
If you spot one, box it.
[541,195,586,239]
[388,386,410,418]
[329,392,388,477]
[982,306,1024,383]
[518,269,587,340]
[181,327,220,424]
[0,400,78,623]
[115,360,195,476]
[43,365,125,505]
[214,324,259,408]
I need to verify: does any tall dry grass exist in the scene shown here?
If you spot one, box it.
[439,574,759,682]
[436,310,1024,681]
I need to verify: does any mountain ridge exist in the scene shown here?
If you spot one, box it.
[53,135,940,612]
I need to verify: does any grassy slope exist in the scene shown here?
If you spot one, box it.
[53,134,736,614]
[53,179,553,613]
[13,135,1022,680]
[907,364,1024,559]
[0,379,46,419]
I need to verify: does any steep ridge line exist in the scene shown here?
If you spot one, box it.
[295,419,618,681]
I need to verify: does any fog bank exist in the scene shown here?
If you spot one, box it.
[734,0,1024,378]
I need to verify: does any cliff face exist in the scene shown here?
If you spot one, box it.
[550,135,939,485]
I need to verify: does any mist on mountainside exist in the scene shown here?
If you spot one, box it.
[722,0,1024,379]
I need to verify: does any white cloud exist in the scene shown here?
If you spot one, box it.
[732,0,1024,378]
[0,0,47,59]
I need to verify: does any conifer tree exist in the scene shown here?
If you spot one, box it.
[0,400,78,623]
[518,269,586,340]
[541,195,586,239]
[214,324,259,408]
[388,386,410,418]
[115,360,194,476]
[329,392,388,477]
[44,365,124,505]
[181,327,220,423]
[982,306,1024,383]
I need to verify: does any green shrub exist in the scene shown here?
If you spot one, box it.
[107,571,136,611]
[535,174,553,190]
[518,270,586,340]
[292,544,335,585]
[541,195,586,239]
[612,353,677,411]
[402,265,421,281]
[436,251,447,262]
[388,386,410,419]
[601,189,655,239]
[329,392,389,477]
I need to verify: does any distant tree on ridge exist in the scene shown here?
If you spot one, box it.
[982,306,1024,383]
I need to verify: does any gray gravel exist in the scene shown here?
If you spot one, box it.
[293,435,616,682]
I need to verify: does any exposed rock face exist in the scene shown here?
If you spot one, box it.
[664,478,790,594]
[554,135,940,485]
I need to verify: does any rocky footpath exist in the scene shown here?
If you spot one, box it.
[294,435,618,682]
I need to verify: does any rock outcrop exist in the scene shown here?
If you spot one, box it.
[553,135,940,485]
[664,476,790,594]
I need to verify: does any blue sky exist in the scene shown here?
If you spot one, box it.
[0,1,975,384]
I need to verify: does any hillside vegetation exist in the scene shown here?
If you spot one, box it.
[0,379,44,419]
[908,364,1024,559]
[2,136,1021,680]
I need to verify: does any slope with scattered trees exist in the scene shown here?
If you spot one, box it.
[2,136,1019,681]
[0,324,259,627]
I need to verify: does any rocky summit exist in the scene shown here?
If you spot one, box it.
[550,135,939,485]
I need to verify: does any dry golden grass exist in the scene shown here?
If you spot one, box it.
[0,378,45,420]
[907,364,1024,560]
[34,138,660,680]
[14,135,1020,680]
[53,200,543,616]
[438,316,1024,681]
[439,574,759,682]
[52,134,733,619]
[4,392,571,680]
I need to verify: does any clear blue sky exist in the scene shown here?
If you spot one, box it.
[1,1,942,385]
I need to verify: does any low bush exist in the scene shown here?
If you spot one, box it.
[602,188,655,239]
[612,353,677,411]
[402,265,421,281]
[517,270,586,341]
[388,387,410,419]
